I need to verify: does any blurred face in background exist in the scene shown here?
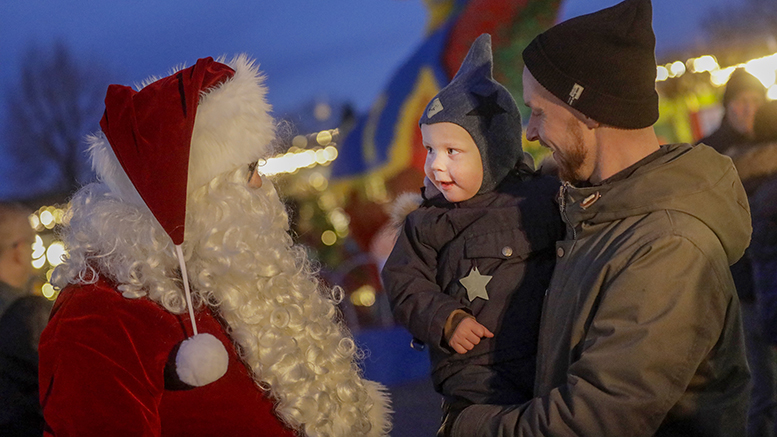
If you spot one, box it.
[0,213,36,289]
[727,90,765,137]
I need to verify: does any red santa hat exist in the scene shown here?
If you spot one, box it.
[93,55,276,386]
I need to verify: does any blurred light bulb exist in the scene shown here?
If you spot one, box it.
[350,285,377,307]
[768,85,777,101]
[321,230,337,246]
[42,283,56,299]
[32,257,46,269]
[32,235,45,259]
[745,59,777,88]
[29,214,40,230]
[670,61,686,77]
[711,67,735,87]
[324,146,338,161]
[693,55,718,73]
[40,211,54,228]
[46,242,67,267]
[292,135,308,149]
[656,66,669,82]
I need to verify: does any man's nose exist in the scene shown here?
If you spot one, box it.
[526,117,539,142]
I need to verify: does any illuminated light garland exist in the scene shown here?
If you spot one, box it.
[658,52,777,99]
[29,128,342,299]
[258,144,339,176]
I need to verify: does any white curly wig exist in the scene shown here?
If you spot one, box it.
[52,54,391,437]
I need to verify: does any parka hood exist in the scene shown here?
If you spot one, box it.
[562,143,751,265]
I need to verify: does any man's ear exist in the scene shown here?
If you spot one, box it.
[583,116,600,129]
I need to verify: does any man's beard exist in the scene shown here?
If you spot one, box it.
[554,119,588,184]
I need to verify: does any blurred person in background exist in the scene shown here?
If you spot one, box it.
[697,68,768,437]
[697,70,764,312]
[729,99,777,437]
[0,202,50,436]
[698,68,766,154]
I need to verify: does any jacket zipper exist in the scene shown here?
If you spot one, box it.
[559,182,576,240]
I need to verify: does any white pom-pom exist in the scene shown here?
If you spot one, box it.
[175,333,229,387]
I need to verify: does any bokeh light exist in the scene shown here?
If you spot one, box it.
[321,230,337,246]
[46,242,67,267]
[350,285,377,307]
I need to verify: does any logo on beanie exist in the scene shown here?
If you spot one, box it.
[427,98,444,118]
[568,83,584,106]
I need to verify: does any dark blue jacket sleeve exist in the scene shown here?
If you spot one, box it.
[381,211,466,351]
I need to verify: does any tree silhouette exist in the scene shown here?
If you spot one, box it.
[2,42,111,205]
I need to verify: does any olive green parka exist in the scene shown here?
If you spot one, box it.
[452,143,752,436]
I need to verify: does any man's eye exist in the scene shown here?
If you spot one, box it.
[247,161,258,182]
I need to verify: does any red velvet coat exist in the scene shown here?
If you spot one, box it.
[39,278,298,436]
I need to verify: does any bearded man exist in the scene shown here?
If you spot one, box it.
[443,0,751,435]
[38,55,390,436]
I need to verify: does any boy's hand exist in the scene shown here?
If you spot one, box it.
[448,317,494,354]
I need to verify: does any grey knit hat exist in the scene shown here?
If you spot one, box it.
[419,33,523,194]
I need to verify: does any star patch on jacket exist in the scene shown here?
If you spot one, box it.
[460,266,491,301]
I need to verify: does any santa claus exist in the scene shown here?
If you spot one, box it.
[38,55,391,436]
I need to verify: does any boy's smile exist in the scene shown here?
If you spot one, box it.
[421,122,483,203]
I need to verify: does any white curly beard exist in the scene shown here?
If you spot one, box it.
[53,166,391,436]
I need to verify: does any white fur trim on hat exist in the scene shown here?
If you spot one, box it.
[188,54,276,194]
[89,54,276,205]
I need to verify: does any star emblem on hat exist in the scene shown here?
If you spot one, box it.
[460,266,491,302]
[466,91,507,128]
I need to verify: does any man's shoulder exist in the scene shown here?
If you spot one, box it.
[1,294,51,318]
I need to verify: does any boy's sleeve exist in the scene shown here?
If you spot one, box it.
[381,213,466,350]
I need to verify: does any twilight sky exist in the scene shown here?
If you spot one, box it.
[0,0,749,121]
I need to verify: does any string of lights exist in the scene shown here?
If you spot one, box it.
[657,52,777,100]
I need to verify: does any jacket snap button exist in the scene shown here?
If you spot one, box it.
[557,247,565,258]
[501,246,513,257]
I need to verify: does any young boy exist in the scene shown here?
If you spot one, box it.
[381,34,564,415]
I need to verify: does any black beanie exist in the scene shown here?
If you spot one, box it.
[420,33,523,194]
[522,0,659,129]
[723,68,765,107]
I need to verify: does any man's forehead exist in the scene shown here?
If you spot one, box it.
[522,68,558,105]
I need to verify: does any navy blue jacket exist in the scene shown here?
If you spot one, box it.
[382,170,563,403]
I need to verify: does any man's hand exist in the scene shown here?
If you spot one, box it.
[448,317,494,354]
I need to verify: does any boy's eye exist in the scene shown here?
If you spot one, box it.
[447,148,459,156]
[425,146,433,153]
